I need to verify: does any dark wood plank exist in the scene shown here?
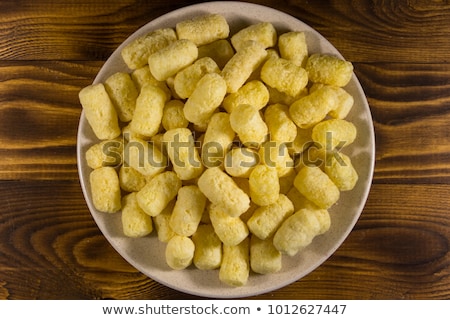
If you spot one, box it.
[282,0,450,63]
[0,181,448,299]
[0,61,101,180]
[0,180,186,299]
[1,61,449,182]
[355,62,450,183]
[0,0,185,61]
[0,0,449,62]
[0,0,448,301]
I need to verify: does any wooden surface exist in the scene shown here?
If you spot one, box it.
[0,0,449,299]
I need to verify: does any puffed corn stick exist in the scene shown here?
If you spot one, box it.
[118,165,146,193]
[219,238,250,287]
[311,119,357,150]
[148,39,198,81]
[224,147,259,178]
[123,138,167,178]
[136,171,182,217]
[153,200,176,243]
[249,164,280,206]
[85,138,123,169]
[202,112,235,167]
[161,100,189,131]
[131,65,172,98]
[79,83,121,140]
[231,22,277,51]
[258,141,294,178]
[183,73,227,126]
[89,167,121,213]
[289,85,338,129]
[306,53,354,87]
[174,57,220,99]
[278,31,308,67]
[250,235,281,274]
[273,208,331,256]
[323,152,359,191]
[229,104,268,148]
[221,40,268,93]
[294,166,340,209]
[260,57,308,98]
[198,39,235,69]
[170,185,207,237]
[222,80,269,113]
[104,72,138,122]
[163,128,204,180]
[247,194,294,240]
[209,203,249,246]
[264,103,297,144]
[198,167,250,218]
[165,235,195,270]
[310,83,354,119]
[192,224,222,270]
[176,14,230,46]
[130,84,168,138]
[121,193,153,237]
[121,28,177,70]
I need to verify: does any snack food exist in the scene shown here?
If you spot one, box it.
[222,80,269,113]
[170,185,207,237]
[278,31,308,67]
[221,40,268,93]
[305,53,354,87]
[130,84,167,138]
[80,12,360,288]
[89,167,121,213]
[294,166,340,209]
[209,203,249,246]
[231,22,277,51]
[260,57,308,97]
[165,235,195,270]
[79,84,121,140]
[192,224,222,270]
[289,85,338,129]
[229,103,268,147]
[273,208,331,256]
[248,164,280,206]
[136,171,181,217]
[173,57,220,99]
[121,28,177,70]
[202,112,235,166]
[163,128,204,180]
[219,238,250,286]
[250,235,282,274]
[121,192,153,238]
[183,72,227,126]
[247,194,294,240]
[176,14,230,46]
[148,39,198,81]
[198,167,250,217]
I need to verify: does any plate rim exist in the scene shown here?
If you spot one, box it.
[77,1,375,298]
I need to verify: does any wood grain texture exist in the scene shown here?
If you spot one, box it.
[1,0,449,62]
[0,61,100,180]
[0,0,186,61]
[354,62,450,183]
[1,61,449,182]
[0,182,448,299]
[278,0,450,63]
[0,0,449,300]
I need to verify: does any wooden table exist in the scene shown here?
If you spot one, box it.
[1,0,449,300]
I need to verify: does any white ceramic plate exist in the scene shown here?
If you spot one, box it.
[77,1,375,298]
